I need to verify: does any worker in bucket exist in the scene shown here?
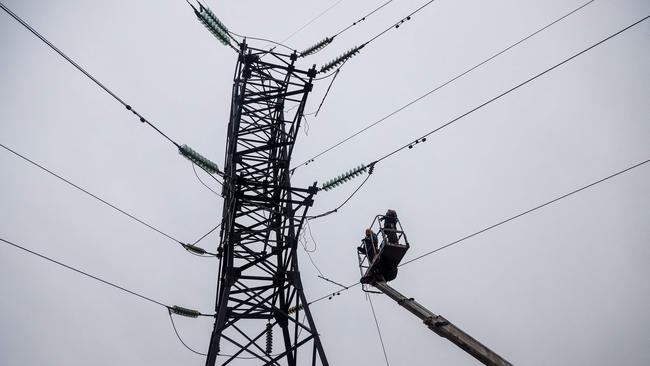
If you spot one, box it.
[358,228,379,262]
[383,209,399,244]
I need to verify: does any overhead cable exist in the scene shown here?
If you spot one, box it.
[0,237,169,308]
[1,2,226,190]
[2,236,219,358]
[227,0,347,54]
[364,0,436,46]
[293,0,596,170]
[280,0,346,44]
[371,14,649,166]
[0,2,181,150]
[0,143,216,256]
[400,158,650,267]
[306,14,646,225]
[317,275,350,290]
[333,0,394,38]
[316,0,437,69]
[308,282,361,305]
[368,296,391,366]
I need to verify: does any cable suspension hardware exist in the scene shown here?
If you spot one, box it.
[179,144,221,175]
[320,45,364,73]
[321,163,369,191]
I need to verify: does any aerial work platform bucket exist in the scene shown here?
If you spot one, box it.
[357,209,409,284]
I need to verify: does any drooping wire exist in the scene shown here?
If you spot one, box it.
[292,0,596,170]
[0,143,217,256]
[168,309,265,360]
[305,220,319,251]
[400,157,650,267]
[368,295,391,366]
[298,225,351,289]
[302,114,311,135]
[0,237,169,308]
[372,14,649,165]
[0,2,181,150]
[299,226,316,253]
[168,310,208,356]
[300,236,324,276]
[312,68,341,117]
[191,162,222,196]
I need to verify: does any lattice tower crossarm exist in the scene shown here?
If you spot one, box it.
[205,42,328,366]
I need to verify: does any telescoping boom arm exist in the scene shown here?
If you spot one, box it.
[373,281,513,366]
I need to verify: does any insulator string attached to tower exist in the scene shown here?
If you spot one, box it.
[287,304,304,314]
[179,144,221,175]
[307,163,375,220]
[186,0,238,50]
[300,37,334,57]
[319,45,364,73]
[265,322,273,354]
[320,163,369,191]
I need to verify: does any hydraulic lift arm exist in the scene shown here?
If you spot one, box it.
[373,281,513,366]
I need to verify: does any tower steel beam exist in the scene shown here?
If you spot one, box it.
[205,42,328,366]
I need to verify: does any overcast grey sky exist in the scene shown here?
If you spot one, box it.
[1,0,649,365]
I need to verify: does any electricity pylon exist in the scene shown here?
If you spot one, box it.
[205,41,328,366]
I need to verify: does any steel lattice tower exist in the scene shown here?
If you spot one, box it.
[205,42,328,366]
